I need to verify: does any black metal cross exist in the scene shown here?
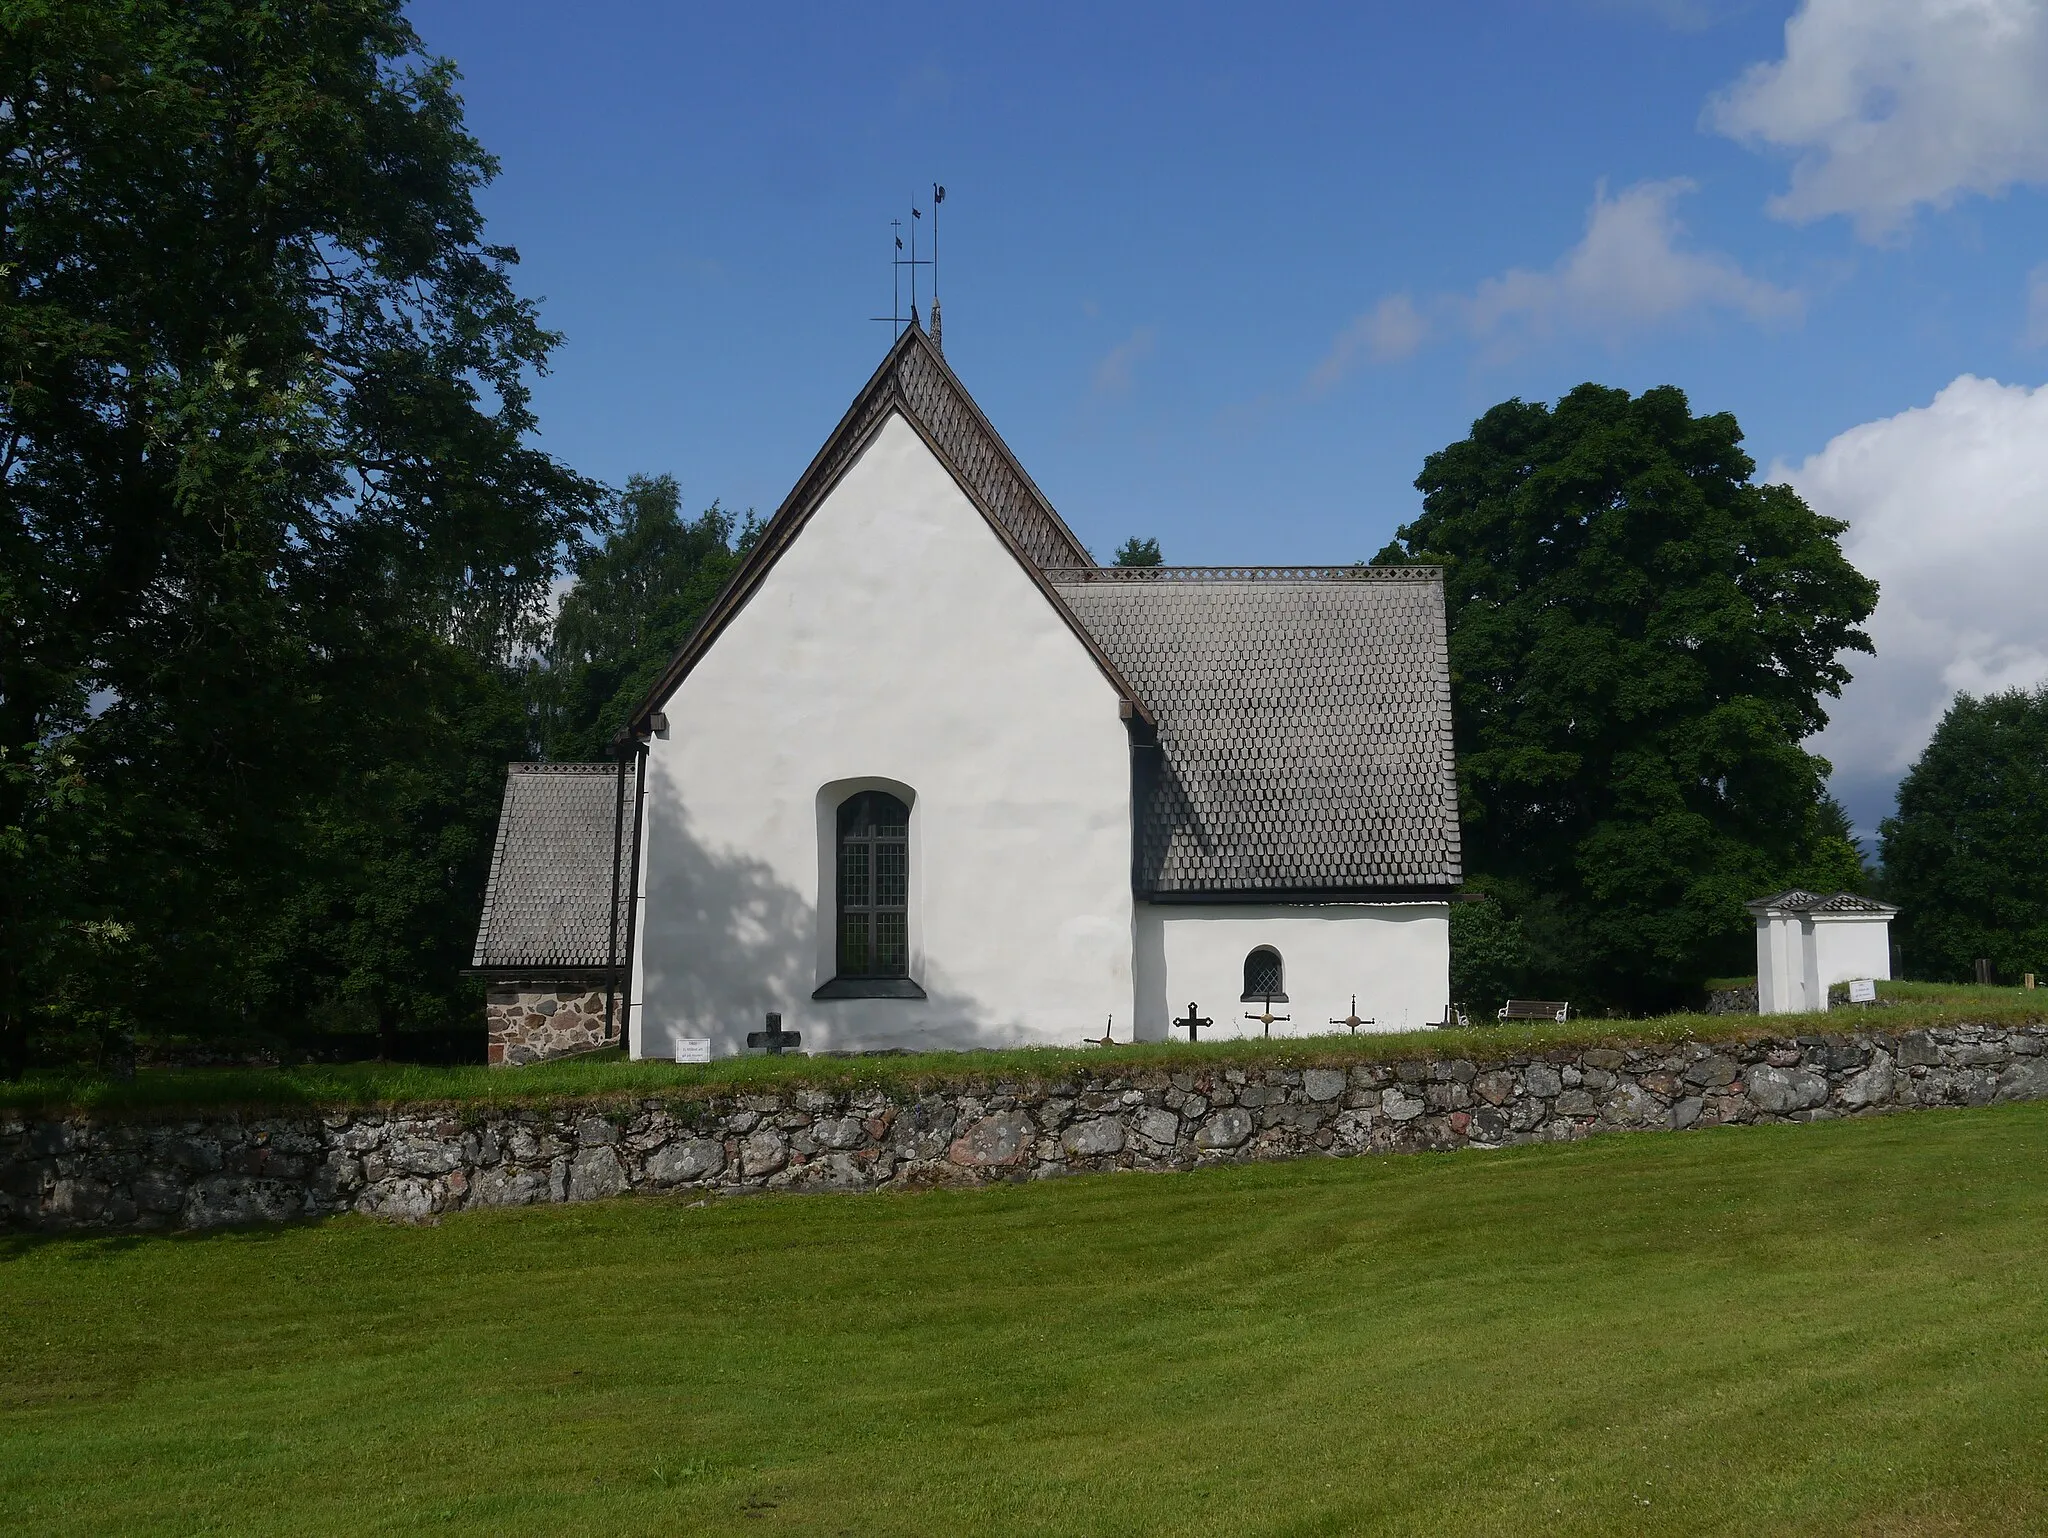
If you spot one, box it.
[1244,995,1290,1039]
[747,1011,802,1055]
[1328,995,1374,1034]
[1175,1002,1213,1042]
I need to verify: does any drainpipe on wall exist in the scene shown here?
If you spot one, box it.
[602,745,630,1046]
[616,737,652,1057]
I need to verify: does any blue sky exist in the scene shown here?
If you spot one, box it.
[413,0,2048,839]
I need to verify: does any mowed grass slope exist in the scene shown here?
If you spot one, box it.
[6,1106,2048,1536]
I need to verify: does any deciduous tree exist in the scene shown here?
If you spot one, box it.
[536,475,758,763]
[1881,688,2048,983]
[0,1,599,1072]
[1376,384,1875,1009]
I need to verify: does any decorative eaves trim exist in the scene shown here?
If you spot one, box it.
[1045,565,1446,584]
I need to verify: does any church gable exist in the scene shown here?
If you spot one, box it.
[627,324,1129,737]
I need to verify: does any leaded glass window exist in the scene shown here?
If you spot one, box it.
[837,792,910,978]
[1242,946,1285,1001]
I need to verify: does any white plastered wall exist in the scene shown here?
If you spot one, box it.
[632,411,1134,1057]
[1755,910,1893,1014]
[1133,902,1449,1041]
[1814,914,1893,993]
[1756,915,1806,1014]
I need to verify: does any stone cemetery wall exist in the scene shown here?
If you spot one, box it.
[7,1020,2048,1233]
[486,984,614,1065]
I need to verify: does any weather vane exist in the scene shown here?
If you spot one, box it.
[871,185,945,343]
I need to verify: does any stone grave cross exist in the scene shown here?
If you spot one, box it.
[747,1011,802,1055]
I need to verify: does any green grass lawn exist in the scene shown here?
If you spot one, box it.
[9,980,2045,1117]
[7,1105,2048,1535]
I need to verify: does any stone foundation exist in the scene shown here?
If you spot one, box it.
[486,984,615,1066]
[8,1020,2048,1232]
[1706,984,1759,1014]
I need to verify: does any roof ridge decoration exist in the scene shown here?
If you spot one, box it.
[1048,565,1445,584]
[628,323,1125,733]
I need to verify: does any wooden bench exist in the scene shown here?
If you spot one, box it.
[1498,999,1571,1023]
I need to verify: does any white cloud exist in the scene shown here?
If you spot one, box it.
[1308,294,1429,392]
[1309,180,1797,388]
[1708,0,2048,240]
[1785,375,2048,809]
[1463,179,1801,343]
[1091,326,1155,396]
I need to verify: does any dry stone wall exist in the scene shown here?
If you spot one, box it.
[8,1021,2048,1233]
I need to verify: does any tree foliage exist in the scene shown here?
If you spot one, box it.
[1377,384,1876,1010]
[1112,536,1162,567]
[1881,688,2048,983]
[536,475,758,762]
[1448,892,1531,1020]
[0,1,599,1072]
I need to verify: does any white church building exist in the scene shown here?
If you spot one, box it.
[472,324,1463,1063]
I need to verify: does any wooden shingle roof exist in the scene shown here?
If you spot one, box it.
[471,764,632,973]
[1052,566,1462,898]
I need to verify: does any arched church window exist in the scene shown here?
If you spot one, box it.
[837,791,910,979]
[1242,946,1285,1002]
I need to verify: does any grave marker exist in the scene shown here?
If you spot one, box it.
[746,1012,801,1054]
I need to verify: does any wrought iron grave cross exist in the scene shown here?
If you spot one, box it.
[1244,996,1290,1039]
[1175,1002,1213,1042]
[1329,995,1374,1034]
[747,1011,802,1055]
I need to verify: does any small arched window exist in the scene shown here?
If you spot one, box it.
[1242,946,1285,1002]
[837,791,910,979]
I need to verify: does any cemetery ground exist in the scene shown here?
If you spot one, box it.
[6,1093,2048,1534]
[5,978,2039,1119]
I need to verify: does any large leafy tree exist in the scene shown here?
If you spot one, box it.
[1881,688,2048,983]
[1377,384,1876,1010]
[0,2,600,1072]
[536,474,756,762]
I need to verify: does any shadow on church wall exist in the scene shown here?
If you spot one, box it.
[639,803,1028,1057]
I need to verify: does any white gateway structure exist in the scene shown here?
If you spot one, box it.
[1748,889,1898,1015]
[472,324,1463,1062]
